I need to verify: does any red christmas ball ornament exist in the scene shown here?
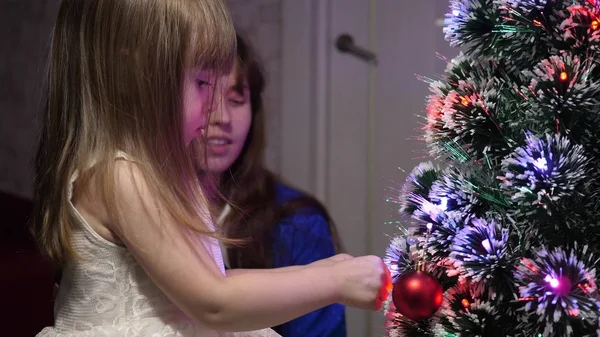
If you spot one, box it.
[392,271,443,321]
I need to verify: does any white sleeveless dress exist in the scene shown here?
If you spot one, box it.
[37,154,281,337]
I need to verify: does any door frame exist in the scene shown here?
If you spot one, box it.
[280,0,331,202]
[280,1,374,336]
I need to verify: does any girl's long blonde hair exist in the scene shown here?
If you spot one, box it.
[31,0,236,266]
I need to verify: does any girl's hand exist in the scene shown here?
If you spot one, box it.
[332,255,392,310]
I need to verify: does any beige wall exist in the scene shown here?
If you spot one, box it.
[227,0,283,175]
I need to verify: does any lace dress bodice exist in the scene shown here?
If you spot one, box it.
[37,155,280,337]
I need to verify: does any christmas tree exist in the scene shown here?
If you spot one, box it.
[383,1,600,336]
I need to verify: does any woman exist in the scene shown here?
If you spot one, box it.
[197,33,347,337]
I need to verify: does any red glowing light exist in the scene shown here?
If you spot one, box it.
[560,72,568,81]
[460,96,470,106]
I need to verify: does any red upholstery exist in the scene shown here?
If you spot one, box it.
[0,192,54,337]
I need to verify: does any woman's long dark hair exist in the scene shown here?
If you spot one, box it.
[221,33,343,269]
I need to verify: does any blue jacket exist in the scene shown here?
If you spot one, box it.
[271,184,346,337]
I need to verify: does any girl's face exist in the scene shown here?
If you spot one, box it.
[182,69,218,145]
[198,66,252,174]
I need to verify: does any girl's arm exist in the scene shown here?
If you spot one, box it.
[225,254,352,276]
[225,266,305,276]
[106,161,384,332]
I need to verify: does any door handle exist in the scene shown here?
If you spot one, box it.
[335,34,377,65]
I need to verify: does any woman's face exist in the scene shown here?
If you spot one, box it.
[198,65,252,174]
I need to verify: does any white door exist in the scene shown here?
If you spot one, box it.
[281,1,458,336]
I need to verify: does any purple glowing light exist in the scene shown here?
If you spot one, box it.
[421,198,449,220]
[544,275,560,288]
[533,157,548,171]
[421,201,441,219]
[481,239,491,252]
[439,197,448,211]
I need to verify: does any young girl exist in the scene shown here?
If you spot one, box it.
[31,1,390,336]
[197,33,346,336]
